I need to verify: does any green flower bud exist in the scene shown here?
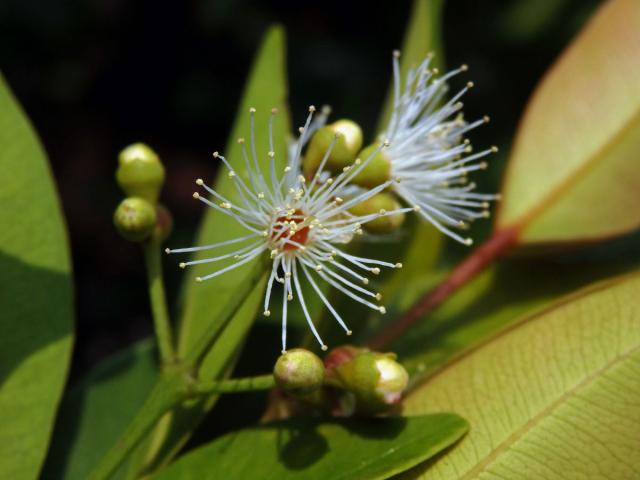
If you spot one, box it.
[303,120,363,177]
[332,351,409,414]
[352,144,392,188]
[273,348,325,395]
[116,143,165,203]
[114,197,157,242]
[348,192,405,233]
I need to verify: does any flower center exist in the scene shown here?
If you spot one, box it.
[272,209,310,251]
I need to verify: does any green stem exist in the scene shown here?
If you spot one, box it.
[88,374,184,480]
[184,255,270,370]
[195,374,274,395]
[143,234,176,364]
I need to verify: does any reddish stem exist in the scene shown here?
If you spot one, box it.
[369,227,520,349]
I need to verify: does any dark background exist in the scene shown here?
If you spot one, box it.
[0,0,601,381]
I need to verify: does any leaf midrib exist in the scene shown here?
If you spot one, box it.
[509,101,640,235]
[458,344,640,480]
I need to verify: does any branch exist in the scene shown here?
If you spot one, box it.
[369,227,519,349]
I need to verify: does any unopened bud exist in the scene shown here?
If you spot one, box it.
[348,192,405,233]
[332,351,408,414]
[273,348,325,395]
[352,144,392,188]
[116,143,165,203]
[303,120,363,177]
[114,197,157,242]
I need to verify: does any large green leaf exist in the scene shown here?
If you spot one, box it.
[176,25,289,358]
[0,75,75,479]
[497,0,640,245]
[155,414,468,480]
[316,0,446,348]
[401,271,640,479]
[130,26,290,475]
[43,339,157,480]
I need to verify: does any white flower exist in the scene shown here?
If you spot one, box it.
[167,106,411,352]
[384,51,497,245]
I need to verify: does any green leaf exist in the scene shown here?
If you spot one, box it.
[375,0,445,304]
[498,0,640,246]
[129,26,290,474]
[155,414,468,480]
[321,0,445,346]
[176,24,289,363]
[401,271,640,479]
[43,339,157,480]
[0,75,74,479]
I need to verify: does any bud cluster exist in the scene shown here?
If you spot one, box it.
[272,346,409,415]
[113,143,172,242]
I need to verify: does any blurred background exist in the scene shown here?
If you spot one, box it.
[0,0,601,382]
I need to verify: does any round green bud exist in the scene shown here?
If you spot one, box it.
[114,197,157,242]
[348,192,405,233]
[116,143,165,203]
[352,144,392,188]
[333,351,409,414]
[303,119,363,178]
[273,348,325,395]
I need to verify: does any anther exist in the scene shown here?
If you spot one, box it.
[271,107,278,114]
[165,248,171,254]
[464,238,474,246]
[375,293,382,301]
[249,107,256,113]
[195,178,204,186]
[308,105,316,112]
[321,345,328,351]
[195,277,203,282]
[263,310,271,317]
[237,138,245,144]
[362,278,369,285]
[392,49,401,58]
[484,115,491,123]
[379,306,387,314]
[179,262,186,269]
[467,81,474,88]
[192,192,200,199]
[460,64,469,71]
[346,330,353,336]
[213,151,219,158]
[395,263,403,268]
[491,146,499,153]
[372,268,380,275]
[268,151,275,158]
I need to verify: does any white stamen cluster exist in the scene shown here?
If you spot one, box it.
[167,106,410,352]
[385,51,498,245]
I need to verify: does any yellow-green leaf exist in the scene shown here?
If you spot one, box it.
[401,271,640,479]
[498,0,640,245]
[131,26,289,475]
[177,25,290,357]
[0,75,74,479]
[155,415,468,480]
